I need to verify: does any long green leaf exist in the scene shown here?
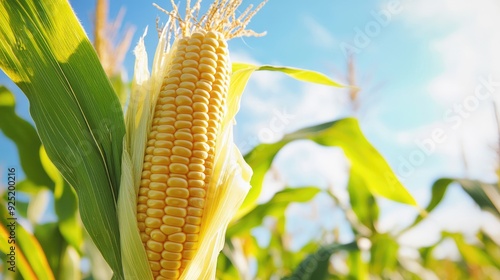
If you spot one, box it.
[40,147,82,252]
[0,224,37,279]
[444,232,496,268]
[405,178,452,230]
[0,201,54,280]
[228,187,321,237]
[227,63,345,219]
[0,86,82,250]
[228,62,344,131]
[284,242,358,280]
[477,231,500,268]
[239,118,416,218]
[347,250,369,280]
[231,63,345,87]
[457,179,500,217]
[370,233,399,275]
[0,86,52,187]
[406,178,500,231]
[0,1,125,277]
[34,223,67,279]
[347,168,379,233]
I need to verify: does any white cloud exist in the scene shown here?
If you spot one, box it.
[302,15,336,49]
[372,105,498,182]
[371,0,500,183]
[290,83,349,130]
[403,0,500,105]
[273,140,350,192]
[367,3,500,252]
[404,0,499,27]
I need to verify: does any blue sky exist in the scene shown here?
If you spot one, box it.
[1,0,500,256]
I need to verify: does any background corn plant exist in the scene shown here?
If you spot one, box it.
[0,0,499,279]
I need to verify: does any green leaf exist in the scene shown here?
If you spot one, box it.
[405,178,452,230]
[239,118,416,218]
[457,179,500,217]
[0,86,52,187]
[216,252,240,280]
[347,168,379,234]
[15,179,46,195]
[40,147,82,252]
[347,250,369,280]
[228,63,345,220]
[58,246,80,280]
[15,199,29,219]
[56,181,82,252]
[444,232,496,267]
[370,233,399,275]
[228,62,344,137]
[228,187,321,237]
[419,244,437,268]
[284,242,358,280]
[232,63,345,87]
[34,223,66,279]
[34,224,80,280]
[0,224,37,279]
[0,201,55,280]
[477,231,500,268]
[16,222,57,280]
[0,1,125,277]
[406,178,499,231]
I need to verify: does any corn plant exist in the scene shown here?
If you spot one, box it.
[0,0,419,279]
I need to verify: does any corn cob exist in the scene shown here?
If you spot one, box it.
[135,1,265,279]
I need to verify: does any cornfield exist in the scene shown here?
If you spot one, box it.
[0,0,499,279]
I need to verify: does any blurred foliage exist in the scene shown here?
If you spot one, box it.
[239,117,416,221]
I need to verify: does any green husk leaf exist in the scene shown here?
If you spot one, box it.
[0,0,125,276]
